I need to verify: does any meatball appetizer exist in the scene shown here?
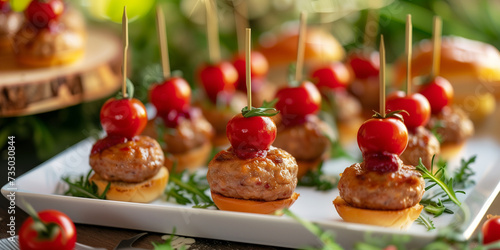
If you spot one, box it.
[13,0,86,67]
[386,91,440,169]
[207,106,299,214]
[145,76,215,173]
[89,96,168,203]
[346,50,381,113]
[333,114,425,229]
[419,76,474,157]
[272,81,334,178]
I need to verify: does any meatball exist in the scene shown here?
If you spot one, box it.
[400,126,440,169]
[427,106,474,145]
[90,135,164,183]
[338,161,425,210]
[331,90,362,123]
[349,77,379,111]
[273,115,333,161]
[207,146,298,201]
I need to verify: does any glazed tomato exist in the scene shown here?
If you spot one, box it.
[227,113,277,159]
[199,61,238,104]
[275,81,321,121]
[311,62,351,91]
[25,0,64,28]
[100,98,148,138]
[482,215,500,246]
[233,51,268,92]
[357,117,408,156]
[19,210,76,250]
[347,51,380,79]
[386,91,431,130]
[149,77,191,116]
[419,76,454,114]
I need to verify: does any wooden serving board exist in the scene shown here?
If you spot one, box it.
[0,29,122,117]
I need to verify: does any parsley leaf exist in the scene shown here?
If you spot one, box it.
[165,167,216,209]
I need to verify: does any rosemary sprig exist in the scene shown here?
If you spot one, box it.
[420,198,453,216]
[417,214,436,231]
[453,155,476,189]
[298,162,338,191]
[62,170,110,199]
[416,157,462,206]
[165,167,216,208]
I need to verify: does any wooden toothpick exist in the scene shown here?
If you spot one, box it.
[431,16,442,79]
[156,5,171,79]
[405,14,412,95]
[295,11,307,82]
[122,6,129,98]
[234,0,249,54]
[246,28,252,110]
[205,0,221,64]
[379,35,386,117]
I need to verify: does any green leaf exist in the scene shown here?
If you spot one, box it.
[298,162,338,191]
[164,165,216,209]
[453,155,476,189]
[416,157,462,206]
[417,214,436,231]
[62,170,109,200]
[241,106,279,118]
[116,78,135,99]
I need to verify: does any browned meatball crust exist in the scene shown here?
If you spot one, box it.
[207,146,298,201]
[427,106,474,144]
[349,77,379,111]
[400,126,440,169]
[90,135,164,183]
[332,90,362,123]
[338,161,425,210]
[273,115,333,161]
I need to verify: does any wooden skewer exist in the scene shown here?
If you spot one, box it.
[122,6,129,98]
[295,11,307,82]
[156,5,171,79]
[405,14,412,95]
[246,28,252,110]
[205,0,221,64]
[363,9,379,51]
[234,0,249,54]
[431,16,442,79]
[379,34,386,117]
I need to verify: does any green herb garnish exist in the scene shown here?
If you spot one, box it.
[241,100,279,118]
[453,155,476,189]
[62,170,110,199]
[298,162,338,191]
[165,166,216,209]
[152,228,187,250]
[417,214,436,231]
[416,157,462,207]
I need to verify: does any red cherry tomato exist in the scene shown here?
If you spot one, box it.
[0,0,11,13]
[357,117,408,156]
[419,76,454,114]
[25,0,64,29]
[149,77,191,116]
[199,61,238,104]
[19,210,76,250]
[275,81,321,122]
[226,113,277,159]
[386,91,431,130]
[347,51,380,79]
[233,51,269,91]
[100,98,148,138]
[483,216,500,246]
[311,62,351,91]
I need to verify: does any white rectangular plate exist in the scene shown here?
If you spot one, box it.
[3,136,500,249]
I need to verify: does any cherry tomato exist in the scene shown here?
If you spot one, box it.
[347,51,380,79]
[482,215,500,246]
[25,0,64,29]
[149,77,191,116]
[0,0,11,13]
[311,62,351,91]
[419,76,454,114]
[386,91,431,130]
[100,98,148,138]
[357,117,408,156]
[275,81,321,125]
[233,51,269,92]
[19,210,76,250]
[199,61,238,104]
[226,113,277,159]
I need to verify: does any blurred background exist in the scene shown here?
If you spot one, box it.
[1,0,500,169]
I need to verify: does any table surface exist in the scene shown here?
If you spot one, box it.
[2,102,500,249]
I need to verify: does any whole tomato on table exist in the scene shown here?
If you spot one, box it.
[19,209,76,250]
